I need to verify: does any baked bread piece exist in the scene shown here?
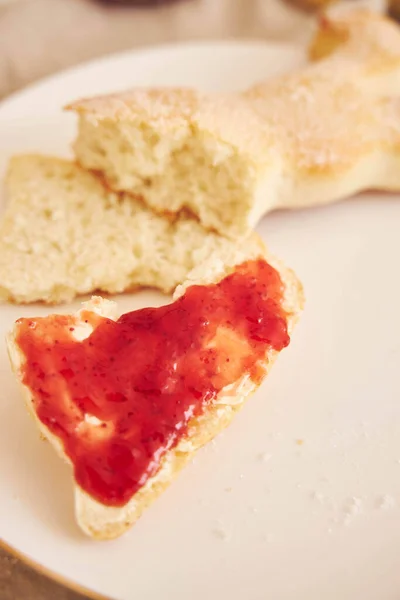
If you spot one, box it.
[68,10,400,238]
[0,155,240,304]
[7,245,303,540]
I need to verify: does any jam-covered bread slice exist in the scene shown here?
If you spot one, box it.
[68,10,400,239]
[7,245,303,540]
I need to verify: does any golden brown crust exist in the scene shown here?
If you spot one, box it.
[308,12,350,61]
[66,11,400,238]
[309,9,400,64]
[66,88,203,130]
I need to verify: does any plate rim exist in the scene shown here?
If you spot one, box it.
[0,38,301,599]
[0,38,299,117]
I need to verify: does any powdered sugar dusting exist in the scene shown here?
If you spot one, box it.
[74,11,400,180]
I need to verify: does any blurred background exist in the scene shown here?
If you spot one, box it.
[0,0,389,101]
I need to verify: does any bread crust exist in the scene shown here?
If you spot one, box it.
[67,10,400,238]
[7,248,303,540]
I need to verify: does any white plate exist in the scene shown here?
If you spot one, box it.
[1,41,400,600]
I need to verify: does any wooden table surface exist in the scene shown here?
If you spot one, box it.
[0,0,382,598]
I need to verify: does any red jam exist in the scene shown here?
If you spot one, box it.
[15,259,289,507]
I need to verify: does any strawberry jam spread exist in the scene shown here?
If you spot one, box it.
[15,259,289,507]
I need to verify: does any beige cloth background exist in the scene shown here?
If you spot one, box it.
[0,0,386,598]
[0,0,316,100]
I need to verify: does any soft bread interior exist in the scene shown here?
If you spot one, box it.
[71,96,262,239]
[7,244,303,540]
[0,155,244,304]
[68,10,400,238]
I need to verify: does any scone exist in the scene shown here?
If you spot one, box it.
[0,155,242,304]
[68,10,400,238]
[7,244,303,540]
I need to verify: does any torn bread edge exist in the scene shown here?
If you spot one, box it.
[6,239,303,540]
